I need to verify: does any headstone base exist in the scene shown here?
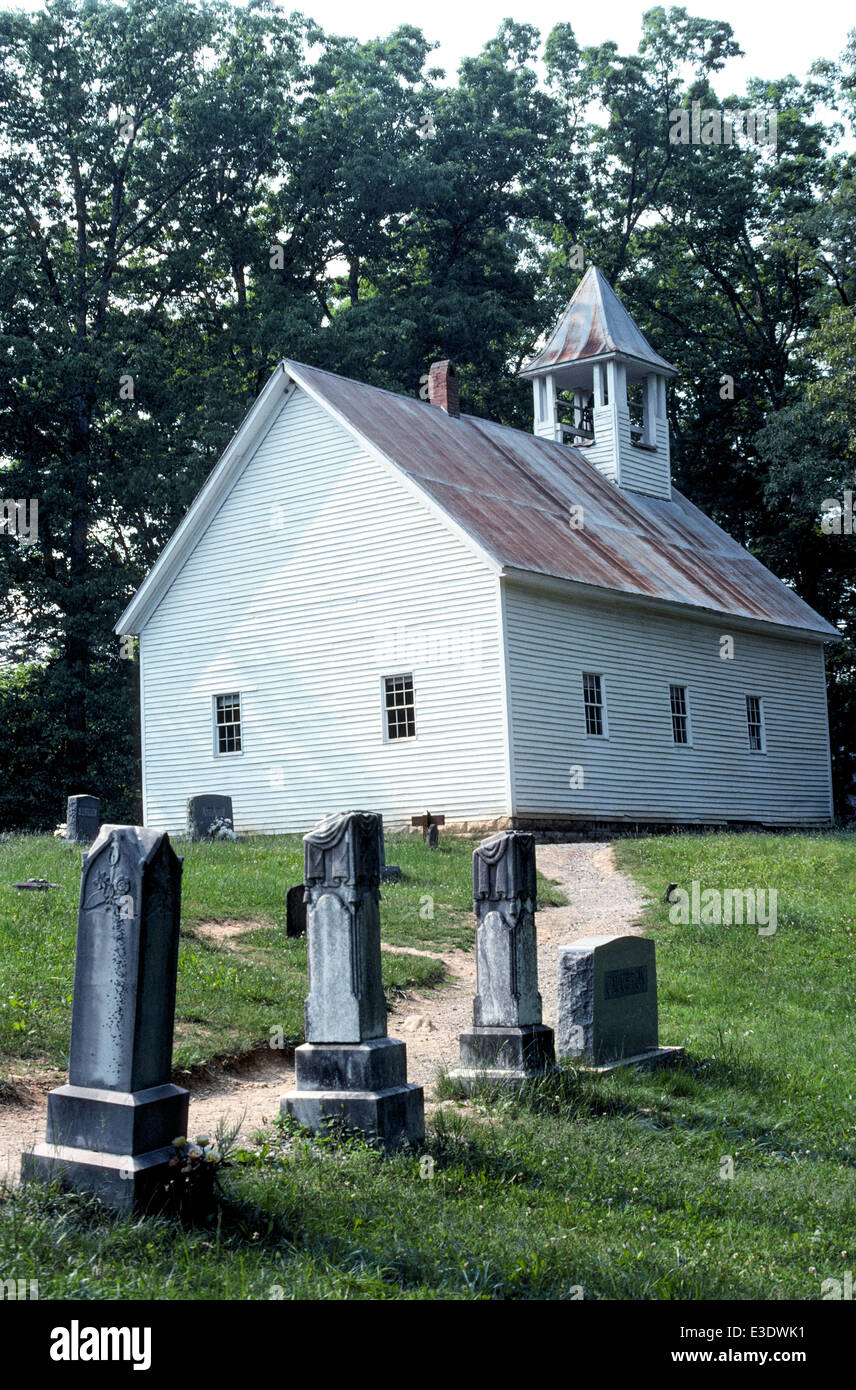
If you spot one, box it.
[457,1023,555,1073]
[22,1080,189,1213]
[564,1044,684,1074]
[282,1038,424,1147]
[22,1143,180,1215]
[42,1082,189,1154]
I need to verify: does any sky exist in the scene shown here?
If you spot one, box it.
[280,0,853,89]
[5,0,854,88]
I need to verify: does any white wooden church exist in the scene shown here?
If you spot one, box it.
[117,267,837,834]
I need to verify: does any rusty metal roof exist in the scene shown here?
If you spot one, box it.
[519,266,677,378]
[287,359,836,639]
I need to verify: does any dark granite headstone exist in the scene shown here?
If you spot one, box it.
[450,830,554,1086]
[286,884,307,938]
[282,810,424,1147]
[23,825,189,1212]
[186,794,233,840]
[66,795,100,845]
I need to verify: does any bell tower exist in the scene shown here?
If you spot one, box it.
[520,267,677,500]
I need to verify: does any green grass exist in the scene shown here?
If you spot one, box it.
[614,832,856,1153]
[2,829,854,1300]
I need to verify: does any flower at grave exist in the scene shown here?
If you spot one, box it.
[204,1150,221,1165]
[195,1134,211,1146]
[53,824,67,838]
[172,1136,187,1148]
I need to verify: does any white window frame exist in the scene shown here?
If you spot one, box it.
[745,694,766,753]
[382,672,417,743]
[582,671,609,739]
[668,683,693,747]
[212,691,243,757]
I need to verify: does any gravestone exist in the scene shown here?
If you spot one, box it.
[65,795,101,845]
[282,810,424,1146]
[376,812,401,881]
[411,810,444,846]
[186,793,233,840]
[557,935,683,1070]
[23,825,189,1212]
[449,831,555,1087]
[286,884,307,938]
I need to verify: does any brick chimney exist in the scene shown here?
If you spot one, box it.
[427,360,460,418]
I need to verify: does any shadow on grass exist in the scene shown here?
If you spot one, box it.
[436,1053,856,1169]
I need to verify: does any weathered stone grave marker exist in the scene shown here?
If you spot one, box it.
[65,794,101,845]
[286,883,307,938]
[282,810,424,1146]
[411,810,444,846]
[377,810,402,881]
[186,793,233,840]
[23,825,189,1212]
[449,830,555,1086]
[557,934,683,1070]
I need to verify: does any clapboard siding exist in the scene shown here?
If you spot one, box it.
[504,581,833,824]
[618,416,671,497]
[587,409,671,498]
[139,388,509,833]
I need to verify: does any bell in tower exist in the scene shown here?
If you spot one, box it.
[520,266,677,500]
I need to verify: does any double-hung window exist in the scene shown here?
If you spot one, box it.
[669,684,691,745]
[746,695,766,752]
[582,672,607,737]
[214,693,242,754]
[383,674,416,740]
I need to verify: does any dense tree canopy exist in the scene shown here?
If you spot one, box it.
[1,0,855,826]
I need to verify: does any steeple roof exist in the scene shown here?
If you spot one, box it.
[520,266,677,377]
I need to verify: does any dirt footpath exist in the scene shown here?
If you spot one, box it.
[0,842,646,1179]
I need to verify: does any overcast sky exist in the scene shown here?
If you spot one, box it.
[5,0,854,92]
[284,0,852,89]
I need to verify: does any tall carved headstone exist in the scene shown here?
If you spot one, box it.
[282,810,424,1146]
[65,794,101,845]
[23,826,189,1212]
[450,831,555,1085]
